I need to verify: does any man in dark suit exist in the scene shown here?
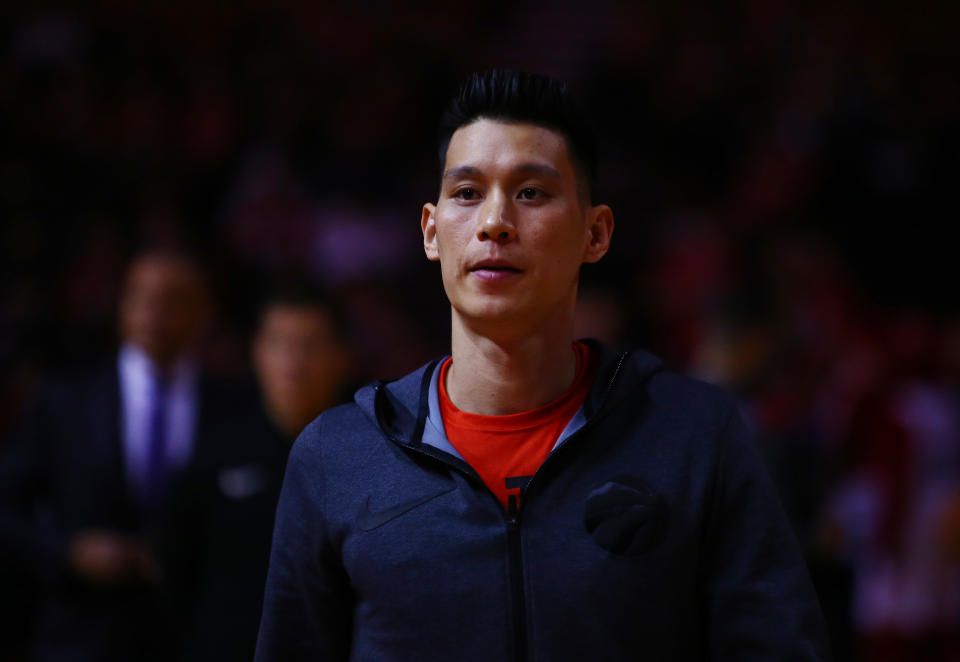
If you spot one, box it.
[164,286,351,662]
[0,249,231,662]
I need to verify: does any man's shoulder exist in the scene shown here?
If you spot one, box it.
[614,350,740,440]
[646,368,733,411]
[287,401,380,462]
[284,359,441,475]
[616,348,734,411]
[605,354,753,488]
[306,401,371,434]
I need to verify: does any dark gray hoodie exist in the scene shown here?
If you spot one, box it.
[255,341,830,661]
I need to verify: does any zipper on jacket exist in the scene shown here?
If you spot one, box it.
[503,350,629,662]
[506,495,527,662]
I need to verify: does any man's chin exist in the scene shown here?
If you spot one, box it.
[453,298,525,323]
[451,300,545,340]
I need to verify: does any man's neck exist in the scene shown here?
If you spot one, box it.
[446,311,578,416]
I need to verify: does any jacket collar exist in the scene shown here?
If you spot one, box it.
[354,339,664,447]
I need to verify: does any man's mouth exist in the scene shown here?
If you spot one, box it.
[469,262,523,281]
[471,265,522,273]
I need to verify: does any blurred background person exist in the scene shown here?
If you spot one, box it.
[0,248,230,662]
[253,285,352,439]
[164,283,352,662]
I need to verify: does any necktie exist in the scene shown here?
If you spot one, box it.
[143,372,171,512]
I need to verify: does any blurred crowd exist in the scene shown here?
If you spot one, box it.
[1,2,958,661]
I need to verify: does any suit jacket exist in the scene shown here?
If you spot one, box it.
[163,392,291,662]
[0,356,242,662]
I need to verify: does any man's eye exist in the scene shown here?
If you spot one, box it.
[453,188,479,201]
[518,188,543,200]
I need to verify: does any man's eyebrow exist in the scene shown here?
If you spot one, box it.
[442,165,483,180]
[512,163,563,179]
[442,163,563,181]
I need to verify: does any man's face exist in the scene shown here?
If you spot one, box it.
[118,255,206,365]
[253,304,347,420]
[422,119,612,335]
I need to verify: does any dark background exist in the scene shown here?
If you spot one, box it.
[1,2,958,660]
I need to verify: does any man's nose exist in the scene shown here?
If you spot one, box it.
[476,196,517,243]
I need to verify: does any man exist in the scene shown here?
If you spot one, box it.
[252,287,352,440]
[0,249,227,662]
[164,286,351,662]
[256,70,830,661]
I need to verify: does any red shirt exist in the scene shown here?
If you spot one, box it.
[438,342,595,512]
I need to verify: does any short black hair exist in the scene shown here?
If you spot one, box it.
[257,280,348,342]
[438,70,598,202]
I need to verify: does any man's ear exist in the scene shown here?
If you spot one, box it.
[421,203,440,262]
[582,204,614,263]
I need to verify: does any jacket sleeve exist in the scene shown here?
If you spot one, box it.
[701,404,831,661]
[255,416,352,662]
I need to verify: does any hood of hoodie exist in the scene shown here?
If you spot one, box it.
[353,339,664,447]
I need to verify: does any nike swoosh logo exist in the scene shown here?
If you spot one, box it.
[357,486,456,531]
